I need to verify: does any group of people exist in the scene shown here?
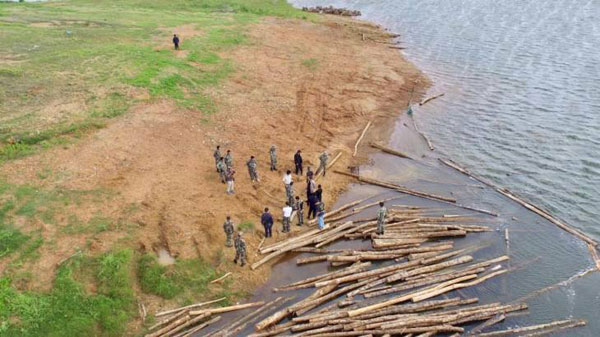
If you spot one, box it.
[216,145,331,266]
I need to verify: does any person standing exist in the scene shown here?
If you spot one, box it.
[316,184,323,202]
[282,202,293,233]
[213,145,221,172]
[306,166,314,183]
[295,196,304,226]
[282,170,292,186]
[233,232,247,267]
[216,157,226,183]
[315,151,329,177]
[223,216,234,247]
[317,201,326,230]
[307,192,318,220]
[172,34,180,50]
[294,150,303,176]
[225,167,236,194]
[376,202,388,235]
[269,145,277,171]
[285,181,295,207]
[246,156,259,182]
[307,178,317,199]
[261,208,274,238]
[225,150,233,169]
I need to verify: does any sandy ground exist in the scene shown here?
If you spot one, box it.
[0,15,428,313]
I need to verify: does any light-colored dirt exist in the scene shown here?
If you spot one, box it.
[0,15,428,311]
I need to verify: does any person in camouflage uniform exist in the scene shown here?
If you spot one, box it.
[269,145,277,171]
[285,181,295,207]
[216,157,226,183]
[315,151,329,177]
[225,150,233,169]
[213,145,221,172]
[246,156,259,182]
[233,231,247,266]
[376,202,387,235]
[223,216,234,247]
[295,196,304,226]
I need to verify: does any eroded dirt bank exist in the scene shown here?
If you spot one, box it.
[1,15,427,314]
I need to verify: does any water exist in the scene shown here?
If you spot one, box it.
[291,0,600,248]
[200,1,600,335]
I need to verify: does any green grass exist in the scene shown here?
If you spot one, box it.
[0,0,310,162]
[137,254,218,301]
[0,249,136,337]
[301,57,319,71]
[238,220,255,232]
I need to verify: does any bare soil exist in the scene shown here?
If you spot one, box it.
[0,15,428,313]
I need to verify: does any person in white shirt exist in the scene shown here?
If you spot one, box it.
[282,202,293,233]
[283,170,292,186]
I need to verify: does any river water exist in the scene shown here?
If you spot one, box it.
[291,0,600,246]
[199,1,600,335]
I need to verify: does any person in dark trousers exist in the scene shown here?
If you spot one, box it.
[261,207,274,238]
[294,150,303,176]
[307,193,318,220]
[172,34,180,50]
[316,184,323,202]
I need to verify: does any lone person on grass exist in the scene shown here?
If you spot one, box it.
[172,34,180,50]
[294,150,303,176]
[233,231,247,267]
[269,145,277,171]
[223,216,234,247]
[261,207,274,238]
[376,202,387,235]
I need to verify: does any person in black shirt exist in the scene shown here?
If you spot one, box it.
[260,207,274,237]
[316,184,323,202]
[172,34,180,50]
[294,150,303,175]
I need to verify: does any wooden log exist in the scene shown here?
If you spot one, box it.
[477,319,585,337]
[247,321,294,337]
[145,314,195,337]
[210,272,232,284]
[411,116,434,150]
[438,158,595,244]
[521,320,586,336]
[155,297,226,317]
[370,142,413,159]
[165,313,211,337]
[260,228,321,254]
[372,238,428,248]
[387,256,474,282]
[354,121,372,156]
[297,254,333,265]
[404,255,508,282]
[354,298,478,321]
[190,301,264,316]
[419,93,445,106]
[588,243,600,270]
[149,309,190,331]
[467,314,505,336]
[334,170,456,203]
[215,297,290,337]
[274,262,371,291]
[178,316,221,337]
[412,269,507,302]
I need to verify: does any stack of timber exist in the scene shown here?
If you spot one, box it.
[247,201,586,336]
[145,300,264,337]
[301,6,361,16]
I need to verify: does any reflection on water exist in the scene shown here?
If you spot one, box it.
[290,0,600,252]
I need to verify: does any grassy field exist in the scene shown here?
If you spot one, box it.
[0,0,308,335]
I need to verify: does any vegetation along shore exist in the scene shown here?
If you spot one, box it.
[0,0,427,335]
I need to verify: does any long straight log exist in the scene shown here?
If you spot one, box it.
[190,301,264,316]
[412,269,507,302]
[334,170,456,203]
[260,228,321,254]
[354,121,372,156]
[274,262,371,291]
[521,320,587,337]
[215,296,290,337]
[156,297,226,317]
[179,316,221,337]
[419,93,445,106]
[476,319,585,337]
[370,142,413,160]
[164,313,210,337]
[145,314,195,337]
[387,256,474,283]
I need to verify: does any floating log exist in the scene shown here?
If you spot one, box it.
[145,313,196,337]
[410,115,434,150]
[354,121,372,156]
[476,319,585,337]
[333,170,456,203]
[370,143,413,160]
[467,314,505,336]
[419,93,445,106]
[438,158,596,246]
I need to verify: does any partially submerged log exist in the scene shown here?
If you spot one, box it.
[370,142,413,160]
[354,121,372,157]
[419,93,445,106]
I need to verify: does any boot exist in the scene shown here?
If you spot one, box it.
[233,259,237,264]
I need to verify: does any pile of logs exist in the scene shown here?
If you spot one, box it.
[144,299,265,337]
[239,200,587,336]
[302,6,361,16]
